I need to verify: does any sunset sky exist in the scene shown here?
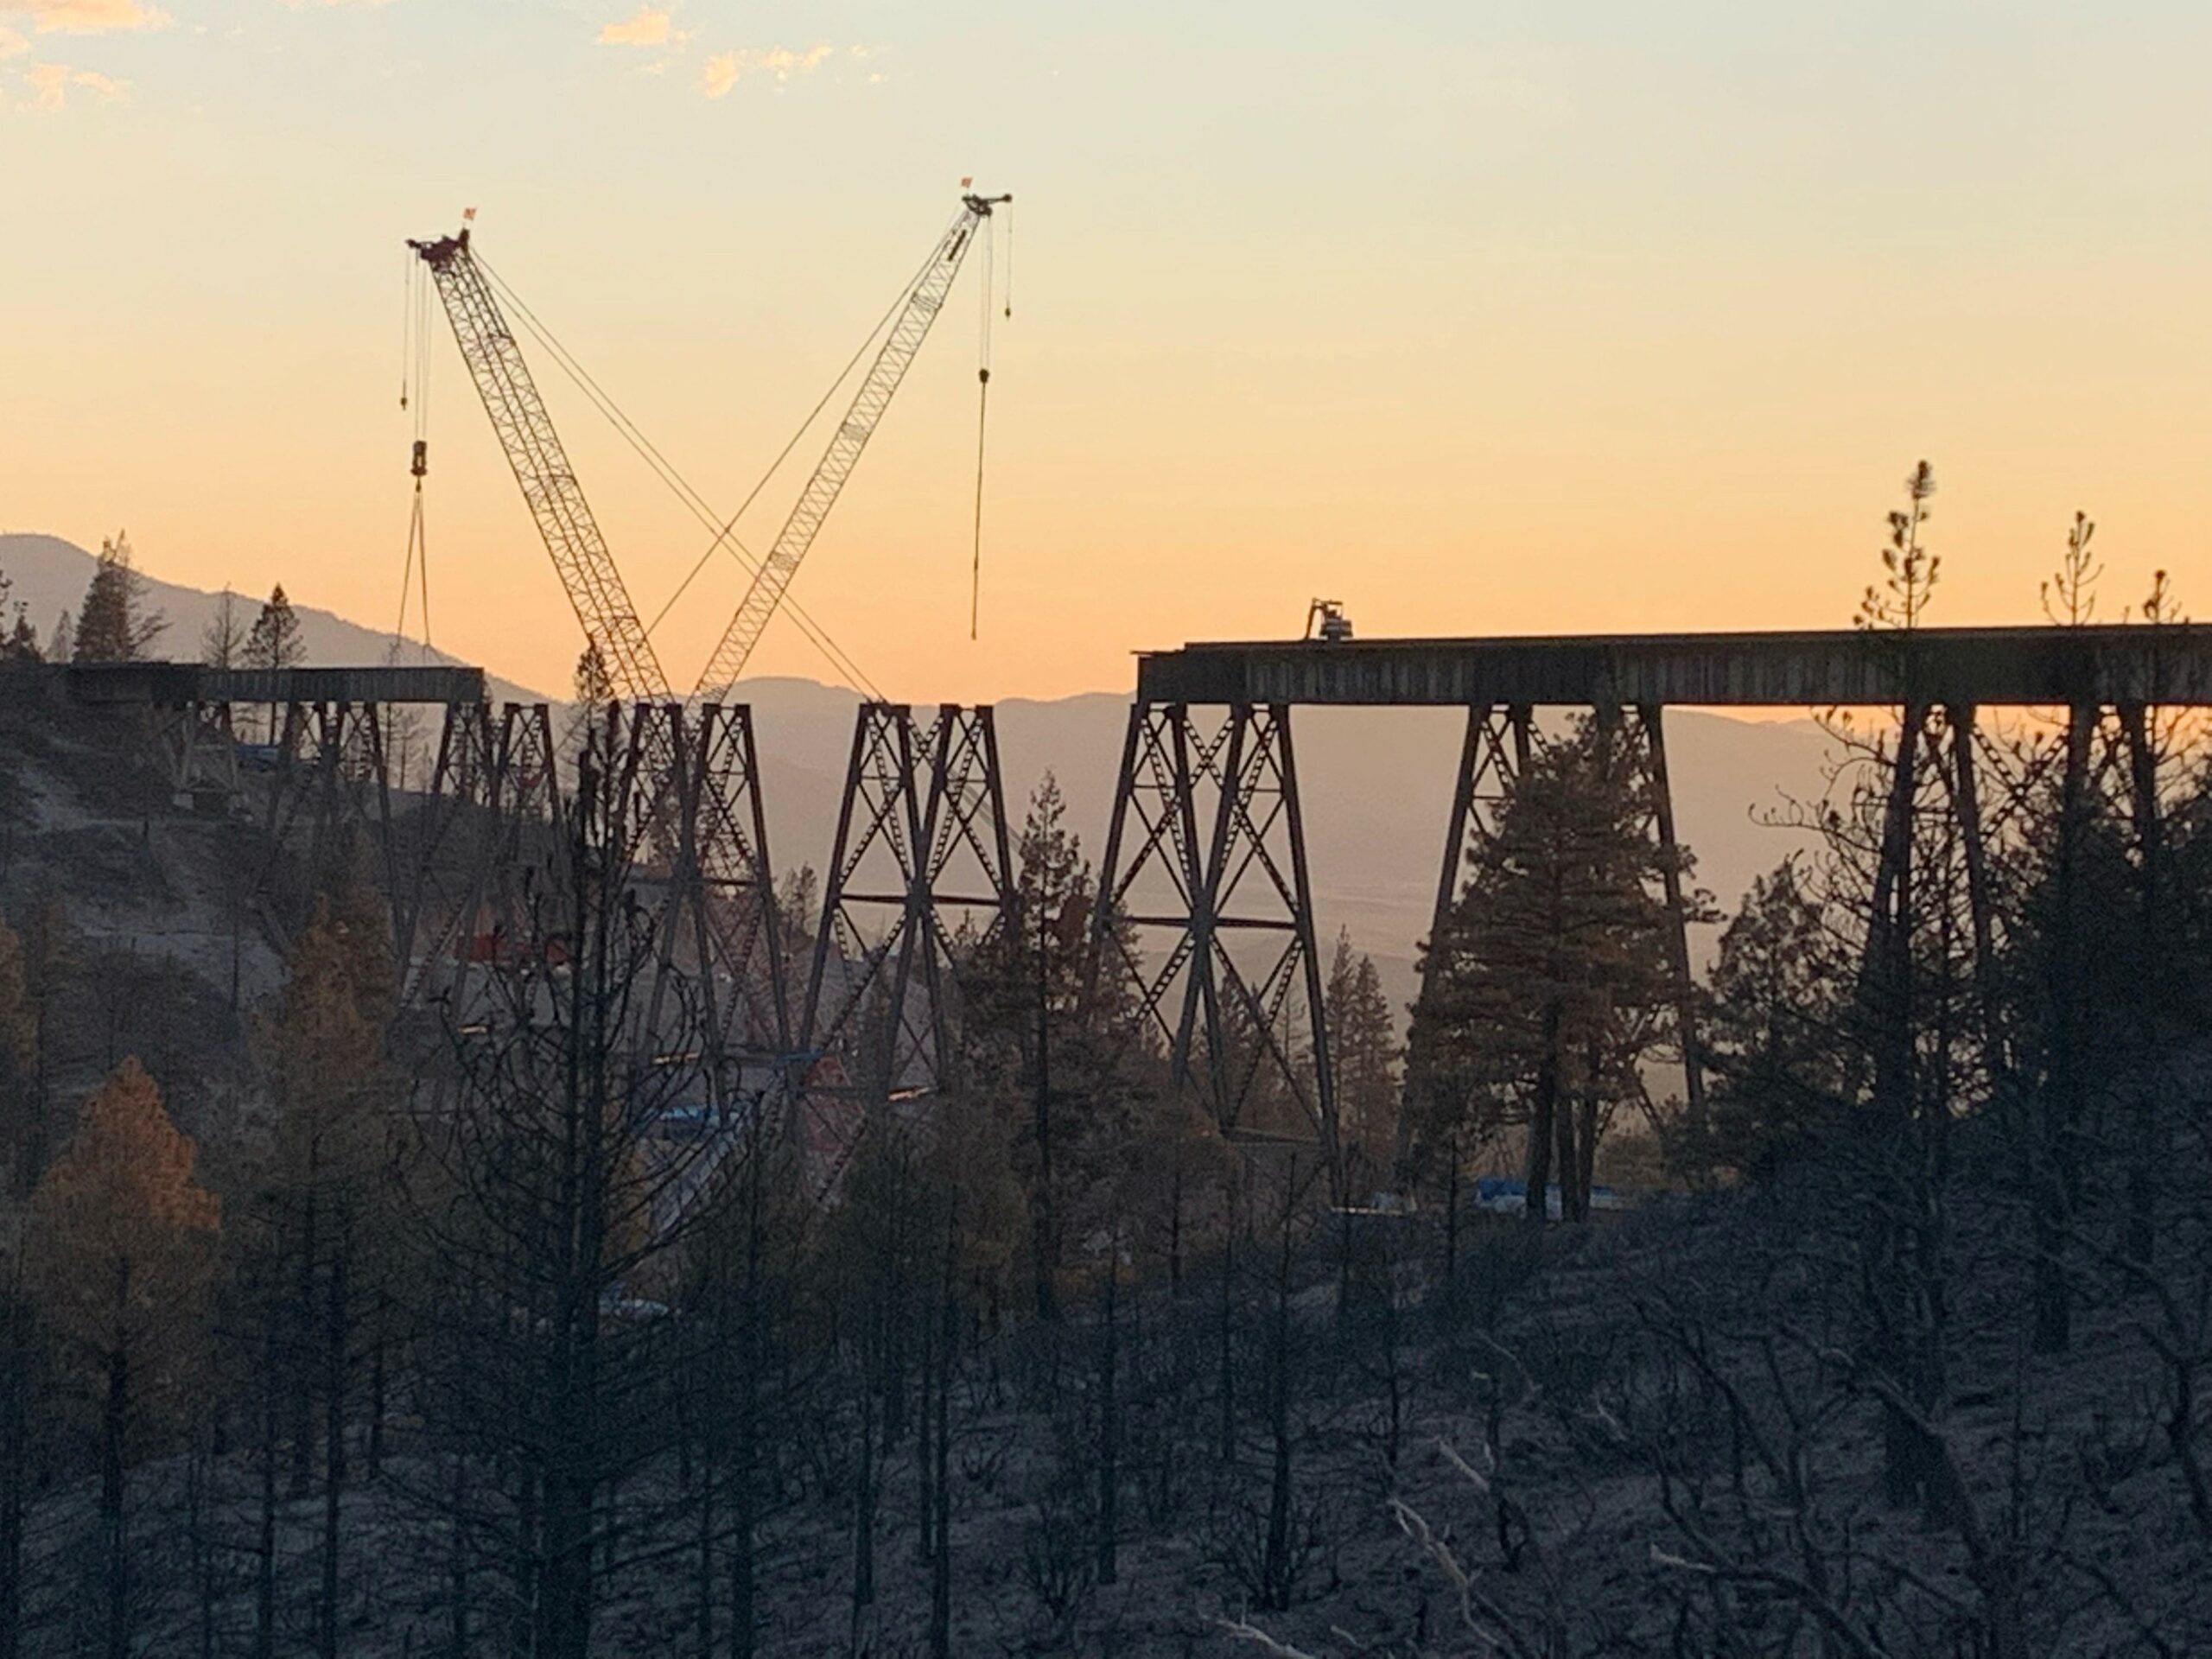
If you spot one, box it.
[6,1,2212,702]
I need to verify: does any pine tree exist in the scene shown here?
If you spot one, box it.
[4,902,72,1205]
[0,1215,31,1659]
[253,888,400,1656]
[0,569,31,665]
[245,585,303,744]
[250,883,397,1577]
[1800,461,1986,1510]
[1701,861,1854,1179]
[960,774,1114,1319]
[1412,716,1697,1223]
[1322,931,1397,1188]
[572,640,612,709]
[72,534,167,664]
[24,1058,220,1659]
[410,746,718,1659]
[46,612,71,666]
[245,585,303,672]
[3,616,35,664]
[563,642,614,766]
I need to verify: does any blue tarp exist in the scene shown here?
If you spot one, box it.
[1471,1176,1625,1217]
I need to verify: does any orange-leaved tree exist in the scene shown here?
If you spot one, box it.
[26,1058,220,1659]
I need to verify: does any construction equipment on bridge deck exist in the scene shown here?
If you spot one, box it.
[1304,599,1354,643]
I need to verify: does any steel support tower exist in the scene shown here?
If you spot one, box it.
[804,702,1016,1104]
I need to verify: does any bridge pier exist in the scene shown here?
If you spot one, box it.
[601,702,789,1087]
[389,700,563,1014]
[1090,700,1341,1198]
[684,702,790,1071]
[803,702,1016,1104]
[1637,704,1708,1137]
[1401,703,1531,1171]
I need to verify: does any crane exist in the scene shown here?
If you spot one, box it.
[407,225,670,701]
[691,192,1009,699]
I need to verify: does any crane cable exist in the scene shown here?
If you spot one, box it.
[969,214,994,640]
[396,253,435,658]
[474,251,897,702]
[478,253,880,698]
[969,201,1013,640]
[603,213,965,683]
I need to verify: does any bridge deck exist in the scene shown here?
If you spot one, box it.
[1135,626,2212,708]
[60,662,488,707]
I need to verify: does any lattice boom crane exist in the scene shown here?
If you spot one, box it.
[691,192,1009,700]
[408,226,670,701]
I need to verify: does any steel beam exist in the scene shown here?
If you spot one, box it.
[66,661,484,708]
[1135,626,2212,709]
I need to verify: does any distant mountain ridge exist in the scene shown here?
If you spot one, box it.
[0,532,1832,1016]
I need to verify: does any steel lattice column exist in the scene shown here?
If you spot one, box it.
[687,702,790,1064]
[607,701,789,1083]
[395,701,565,1014]
[1090,701,1340,1197]
[149,699,240,803]
[1399,702,1530,1168]
[246,700,406,952]
[1630,704,1707,1136]
[1087,701,1214,1068]
[804,702,1015,1104]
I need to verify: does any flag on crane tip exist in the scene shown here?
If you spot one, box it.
[959,176,972,188]
[462,207,478,222]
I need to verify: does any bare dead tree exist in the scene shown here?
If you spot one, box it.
[403,716,726,1659]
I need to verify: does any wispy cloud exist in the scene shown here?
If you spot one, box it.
[700,41,831,99]
[0,25,28,55]
[3,0,168,35]
[597,4,670,47]
[20,57,129,105]
[276,0,393,9]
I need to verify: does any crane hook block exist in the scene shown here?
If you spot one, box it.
[410,439,429,480]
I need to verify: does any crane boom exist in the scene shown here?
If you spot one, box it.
[408,227,669,701]
[692,193,1008,700]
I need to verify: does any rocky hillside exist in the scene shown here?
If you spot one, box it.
[0,677,282,1158]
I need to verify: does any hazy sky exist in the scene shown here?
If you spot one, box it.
[6,1,2212,701]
